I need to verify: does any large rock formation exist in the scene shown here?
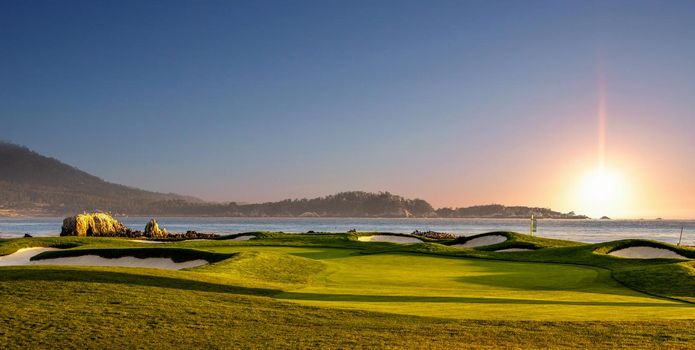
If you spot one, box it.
[61,213,128,236]
[144,218,168,238]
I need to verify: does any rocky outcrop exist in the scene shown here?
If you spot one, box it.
[412,230,456,240]
[144,218,168,238]
[61,213,128,236]
[167,230,219,239]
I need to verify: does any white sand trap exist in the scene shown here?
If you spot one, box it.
[33,256,208,270]
[0,247,59,266]
[609,246,689,260]
[231,235,256,241]
[357,235,423,244]
[452,235,507,248]
[0,247,207,270]
[495,248,533,252]
[128,240,168,244]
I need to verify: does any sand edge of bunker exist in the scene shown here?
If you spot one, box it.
[128,239,169,244]
[450,233,508,248]
[0,246,235,270]
[357,234,423,244]
[495,248,533,252]
[608,246,690,260]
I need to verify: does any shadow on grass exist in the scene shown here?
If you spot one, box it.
[451,268,645,298]
[0,267,279,296]
[32,248,234,263]
[289,249,363,260]
[276,292,690,307]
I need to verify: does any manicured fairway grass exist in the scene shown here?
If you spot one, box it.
[271,249,694,320]
[180,244,695,320]
[1,232,694,348]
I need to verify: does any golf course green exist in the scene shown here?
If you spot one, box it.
[1,231,694,348]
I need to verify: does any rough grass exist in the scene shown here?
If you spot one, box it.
[1,273,693,349]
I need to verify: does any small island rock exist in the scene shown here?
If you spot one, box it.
[144,218,168,238]
[61,213,128,236]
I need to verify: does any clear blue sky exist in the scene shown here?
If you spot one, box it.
[2,1,694,216]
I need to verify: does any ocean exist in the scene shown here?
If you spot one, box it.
[1,217,693,245]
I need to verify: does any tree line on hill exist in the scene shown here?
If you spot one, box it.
[0,142,587,218]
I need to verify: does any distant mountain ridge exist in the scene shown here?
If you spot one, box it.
[0,142,202,216]
[0,142,587,218]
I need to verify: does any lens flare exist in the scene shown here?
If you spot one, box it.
[577,167,626,218]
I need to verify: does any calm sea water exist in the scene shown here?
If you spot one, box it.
[1,217,693,245]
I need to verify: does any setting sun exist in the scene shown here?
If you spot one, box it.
[576,167,628,218]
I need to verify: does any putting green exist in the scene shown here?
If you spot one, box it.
[196,246,694,321]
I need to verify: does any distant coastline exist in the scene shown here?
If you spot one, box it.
[1,142,589,219]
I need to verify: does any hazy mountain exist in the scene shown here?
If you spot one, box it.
[0,142,586,218]
[0,142,201,216]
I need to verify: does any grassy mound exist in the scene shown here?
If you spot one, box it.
[196,251,326,287]
[61,213,127,237]
[613,262,695,303]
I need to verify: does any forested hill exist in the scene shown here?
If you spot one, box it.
[435,205,588,219]
[145,191,435,217]
[0,142,201,216]
[0,142,587,218]
[147,193,586,218]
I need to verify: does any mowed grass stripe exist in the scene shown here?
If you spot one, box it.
[259,250,694,320]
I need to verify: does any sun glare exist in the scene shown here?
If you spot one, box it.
[577,167,627,218]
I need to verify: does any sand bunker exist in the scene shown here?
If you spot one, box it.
[0,247,207,270]
[495,248,532,252]
[33,256,207,270]
[452,235,507,248]
[357,235,423,244]
[608,246,689,260]
[0,247,59,266]
[231,235,256,241]
[128,240,168,244]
